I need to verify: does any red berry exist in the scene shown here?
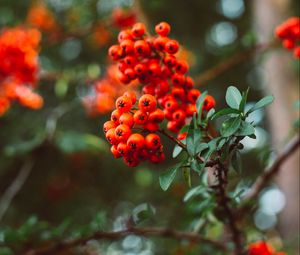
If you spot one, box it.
[127,133,145,150]
[133,110,148,125]
[117,142,129,156]
[143,121,159,132]
[187,89,201,103]
[134,40,150,56]
[111,145,121,158]
[115,124,131,142]
[123,91,137,104]
[120,39,135,55]
[132,22,146,38]
[138,94,157,112]
[115,95,132,113]
[172,109,186,122]
[103,121,116,134]
[203,95,216,111]
[106,128,118,144]
[165,39,179,54]
[108,45,122,60]
[145,133,161,150]
[119,112,134,128]
[155,22,171,36]
[111,109,122,123]
[148,108,165,123]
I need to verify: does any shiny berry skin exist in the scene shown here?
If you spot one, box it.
[165,39,179,54]
[153,36,169,51]
[177,132,187,140]
[148,108,165,123]
[149,152,165,163]
[124,56,136,66]
[115,124,131,141]
[123,91,136,104]
[127,133,145,150]
[103,121,116,134]
[172,73,185,87]
[133,110,148,125]
[124,155,140,167]
[118,30,133,43]
[131,22,146,38]
[164,99,179,112]
[175,60,189,74]
[115,96,132,113]
[108,45,122,60]
[138,94,157,113]
[155,22,171,36]
[120,39,135,55]
[134,40,150,56]
[117,71,131,84]
[172,87,185,101]
[186,104,197,117]
[142,84,155,95]
[203,95,216,111]
[124,68,136,80]
[134,63,147,75]
[172,109,186,123]
[111,145,121,158]
[119,113,134,128]
[111,109,122,123]
[117,142,129,156]
[145,133,161,150]
[106,128,118,144]
[163,55,177,67]
[143,121,159,132]
[187,89,201,103]
[184,76,194,89]
[148,62,161,77]
[167,120,181,133]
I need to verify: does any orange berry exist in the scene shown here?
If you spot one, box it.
[155,22,171,36]
[103,120,116,134]
[145,133,161,150]
[138,94,157,113]
[115,124,131,142]
[127,133,145,150]
[115,95,132,113]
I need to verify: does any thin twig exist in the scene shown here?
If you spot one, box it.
[158,129,187,150]
[242,135,300,203]
[0,158,34,222]
[23,226,227,255]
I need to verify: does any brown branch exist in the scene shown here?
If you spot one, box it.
[23,226,227,255]
[195,40,279,86]
[242,135,300,203]
[158,129,187,150]
[214,161,244,255]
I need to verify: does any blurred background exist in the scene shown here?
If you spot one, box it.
[0,0,299,254]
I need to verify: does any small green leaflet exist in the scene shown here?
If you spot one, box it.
[159,163,182,191]
[239,87,249,112]
[186,129,202,156]
[247,95,274,113]
[237,122,255,136]
[220,117,241,137]
[196,91,208,120]
[212,108,241,120]
[226,86,242,109]
[172,144,183,158]
[183,185,207,202]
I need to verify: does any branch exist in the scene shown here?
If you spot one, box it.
[242,135,300,203]
[158,129,187,150]
[195,40,278,86]
[0,158,34,222]
[214,161,244,255]
[23,226,227,255]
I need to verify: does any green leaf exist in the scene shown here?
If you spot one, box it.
[195,143,208,155]
[247,95,274,113]
[226,86,242,109]
[172,144,183,158]
[196,91,208,119]
[220,117,241,137]
[212,108,241,120]
[239,88,249,112]
[237,122,255,136]
[159,163,182,191]
[191,160,205,173]
[184,186,206,202]
[206,108,215,120]
[183,167,191,187]
[186,129,202,156]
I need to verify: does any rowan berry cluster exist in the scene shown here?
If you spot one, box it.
[108,21,215,134]
[103,92,165,167]
[275,17,300,58]
[0,27,43,116]
[248,241,286,255]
